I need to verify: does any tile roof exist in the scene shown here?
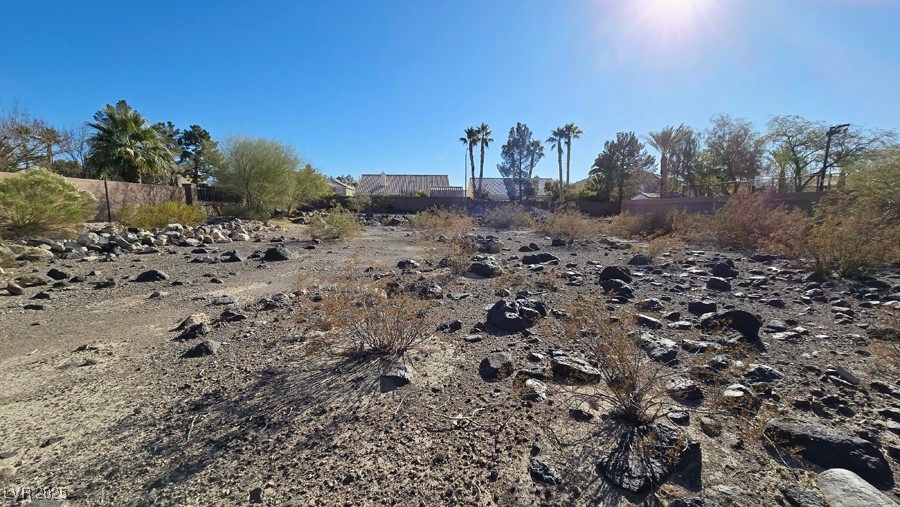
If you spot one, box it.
[468,177,551,200]
[358,173,450,196]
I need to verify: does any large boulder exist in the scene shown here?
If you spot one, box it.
[817,468,896,507]
[763,418,894,489]
[486,299,544,332]
[468,256,503,278]
[598,266,633,283]
[263,244,294,261]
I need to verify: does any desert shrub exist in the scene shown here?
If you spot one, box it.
[0,169,96,239]
[670,211,718,245]
[539,205,599,244]
[577,309,668,426]
[309,206,362,240]
[639,236,684,262]
[315,279,433,357]
[118,201,207,230]
[481,203,536,230]
[408,207,474,238]
[607,210,674,239]
[344,195,372,213]
[807,191,900,277]
[714,192,810,254]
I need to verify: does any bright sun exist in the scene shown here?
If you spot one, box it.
[623,0,720,52]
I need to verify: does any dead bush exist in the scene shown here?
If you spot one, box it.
[639,236,684,263]
[408,207,474,239]
[539,205,599,244]
[308,206,363,240]
[807,191,900,277]
[607,210,675,239]
[713,192,811,254]
[312,276,434,357]
[481,203,536,230]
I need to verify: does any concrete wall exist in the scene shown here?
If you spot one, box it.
[0,171,189,221]
[621,192,823,215]
[316,195,621,216]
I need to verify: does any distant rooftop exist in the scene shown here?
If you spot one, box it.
[358,173,450,196]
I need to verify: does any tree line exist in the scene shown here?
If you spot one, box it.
[460,115,894,202]
[0,100,333,217]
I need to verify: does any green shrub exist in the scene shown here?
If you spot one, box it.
[0,169,96,239]
[408,207,473,239]
[344,195,372,213]
[309,206,362,240]
[481,203,536,230]
[415,189,428,197]
[118,201,207,230]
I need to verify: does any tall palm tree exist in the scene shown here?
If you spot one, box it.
[563,123,583,186]
[547,127,566,193]
[86,100,174,183]
[476,123,493,196]
[459,127,479,194]
[645,125,686,197]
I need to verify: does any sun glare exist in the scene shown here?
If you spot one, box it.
[610,0,722,58]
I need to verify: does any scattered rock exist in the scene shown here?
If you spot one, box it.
[479,351,514,381]
[700,310,762,339]
[597,424,701,494]
[263,244,294,261]
[817,468,896,506]
[706,277,732,292]
[380,363,412,392]
[551,354,601,384]
[134,270,169,282]
[598,266,633,283]
[522,252,559,265]
[182,340,221,358]
[529,456,561,485]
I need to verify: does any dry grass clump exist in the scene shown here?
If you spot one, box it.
[538,205,600,244]
[607,210,675,239]
[309,206,363,240]
[307,273,434,358]
[408,207,474,239]
[119,201,207,230]
[638,236,684,263]
[481,203,536,230]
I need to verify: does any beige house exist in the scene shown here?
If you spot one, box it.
[328,178,356,196]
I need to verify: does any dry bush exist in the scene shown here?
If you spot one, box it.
[807,192,900,277]
[308,274,434,358]
[408,207,474,239]
[639,236,684,263]
[670,211,718,245]
[868,309,900,374]
[119,201,207,230]
[538,205,600,244]
[481,203,536,230]
[566,298,669,426]
[713,192,811,254]
[308,206,363,240]
[607,210,675,239]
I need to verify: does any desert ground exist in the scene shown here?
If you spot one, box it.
[1,218,899,506]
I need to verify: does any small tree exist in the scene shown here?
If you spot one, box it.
[0,169,96,239]
[215,136,303,216]
[497,123,544,201]
[86,100,175,183]
[290,164,333,209]
[589,132,655,207]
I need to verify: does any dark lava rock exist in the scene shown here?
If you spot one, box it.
[743,363,784,383]
[380,363,412,392]
[700,310,762,339]
[688,300,717,315]
[778,483,825,507]
[711,263,738,278]
[597,424,701,494]
[669,498,721,507]
[599,279,635,299]
[551,354,601,384]
[640,335,678,364]
[182,340,221,358]
[522,252,559,265]
[220,309,248,322]
[175,322,210,341]
[263,244,294,261]
[221,250,247,263]
[529,456,562,485]
[636,314,663,329]
[479,351,514,381]
[46,268,71,281]
[706,277,732,292]
[396,259,420,270]
[135,270,169,282]
[468,257,503,278]
[486,300,542,332]
[627,254,652,266]
[667,376,704,401]
[763,418,894,489]
[598,266,633,283]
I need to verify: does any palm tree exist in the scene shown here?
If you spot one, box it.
[460,127,479,195]
[86,100,174,183]
[476,123,493,196]
[547,127,566,193]
[645,125,686,197]
[563,123,583,186]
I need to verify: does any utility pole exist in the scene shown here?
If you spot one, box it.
[818,123,850,191]
[462,146,468,208]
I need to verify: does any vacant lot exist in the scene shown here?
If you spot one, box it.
[1,221,899,506]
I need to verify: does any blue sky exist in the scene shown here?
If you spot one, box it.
[1,0,898,186]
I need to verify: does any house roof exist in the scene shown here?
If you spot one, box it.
[469,177,551,199]
[328,178,355,189]
[358,173,450,195]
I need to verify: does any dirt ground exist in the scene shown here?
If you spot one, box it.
[1,223,898,506]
